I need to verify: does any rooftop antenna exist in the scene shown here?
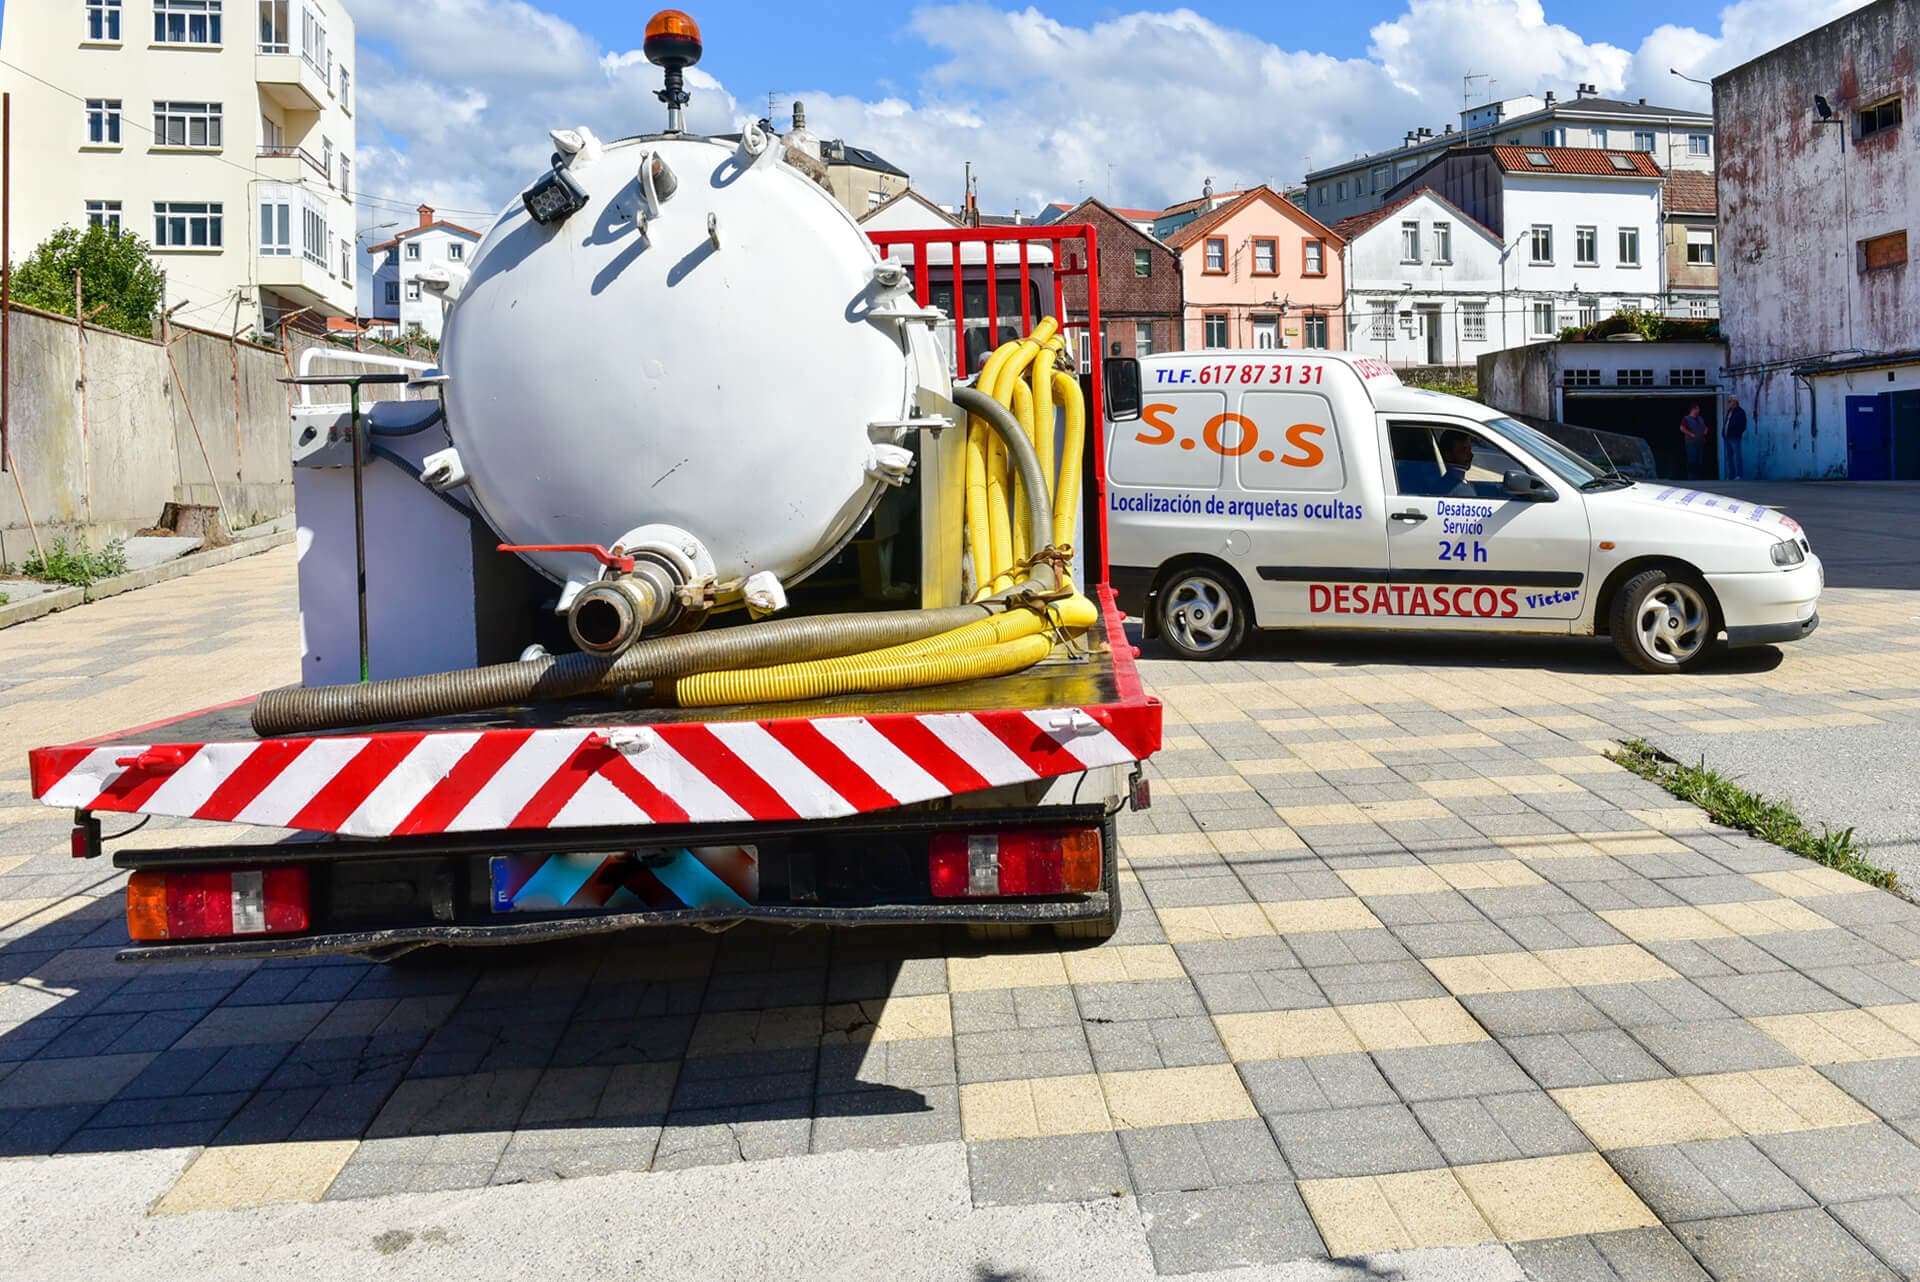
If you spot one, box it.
[1463,71,1490,144]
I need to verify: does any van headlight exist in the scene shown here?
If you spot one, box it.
[1771,539,1806,567]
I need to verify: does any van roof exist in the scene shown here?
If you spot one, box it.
[1137,351,1495,419]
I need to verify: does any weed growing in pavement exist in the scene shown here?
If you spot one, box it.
[13,537,129,587]
[1608,738,1896,891]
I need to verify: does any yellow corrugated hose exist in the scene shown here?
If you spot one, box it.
[964,340,1019,593]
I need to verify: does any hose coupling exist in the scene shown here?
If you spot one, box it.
[567,559,677,655]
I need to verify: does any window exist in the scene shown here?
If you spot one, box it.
[1860,230,1908,272]
[85,200,122,233]
[338,64,351,110]
[320,136,331,182]
[1135,320,1154,357]
[1202,312,1228,348]
[258,0,288,51]
[1687,295,1713,318]
[153,101,222,148]
[1540,127,1566,146]
[260,113,282,148]
[1686,228,1716,265]
[1617,369,1655,387]
[405,281,422,302]
[1133,247,1151,277]
[1618,227,1640,266]
[1388,423,1523,499]
[1857,97,1903,141]
[1524,151,1552,167]
[1431,221,1451,264]
[1462,304,1487,342]
[1370,302,1394,338]
[405,242,421,261]
[1316,187,1327,207]
[258,195,291,255]
[1575,225,1597,266]
[1335,179,1348,201]
[1400,220,1421,263]
[1633,129,1655,152]
[1529,224,1552,264]
[1531,301,1555,335]
[300,2,327,75]
[1687,132,1711,156]
[1669,368,1707,387]
[448,242,465,261]
[339,155,350,200]
[1588,127,1608,149]
[1252,238,1276,274]
[1302,313,1328,348]
[1577,297,1598,327]
[384,281,400,306]
[85,99,121,145]
[154,0,221,45]
[86,0,122,41]
[153,201,222,248]
[1563,369,1601,388]
[1302,239,1326,276]
[1371,165,1391,193]
[301,203,326,266]
[339,238,352,284]
[866,190,885,209]
[1203,237,1226,274]
[1609,154,1637,171]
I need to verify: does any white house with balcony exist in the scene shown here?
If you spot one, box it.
[365,206,482,342]
[0,0,357,334]
[1334,189,1505,370]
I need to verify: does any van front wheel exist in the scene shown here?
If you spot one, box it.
[1156,566,1250,661]
[1611,568,1718,673]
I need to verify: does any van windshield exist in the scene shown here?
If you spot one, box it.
[1474,416,1615,487]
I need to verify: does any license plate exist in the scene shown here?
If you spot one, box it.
[489,846,758,914]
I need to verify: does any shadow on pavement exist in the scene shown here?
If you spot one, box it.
[1138,626,1787,678]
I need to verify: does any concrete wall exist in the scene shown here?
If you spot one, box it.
[1714,0,1917,477]
[1479,344,1556,419]
[0,305,308,564]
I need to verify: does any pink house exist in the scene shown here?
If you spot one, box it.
[1165,186,1346,351]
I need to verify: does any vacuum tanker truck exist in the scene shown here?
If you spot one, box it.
[25,10,1160,962]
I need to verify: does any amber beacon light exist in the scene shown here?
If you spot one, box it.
[644,10,704,132]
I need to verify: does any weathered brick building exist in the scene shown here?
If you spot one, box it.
[1054,198,1184,364]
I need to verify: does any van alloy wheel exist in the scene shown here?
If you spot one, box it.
[1156,568,1249,661]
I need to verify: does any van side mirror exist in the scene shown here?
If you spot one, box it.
[1503,470,1556,501]
[1103,356,1142,422]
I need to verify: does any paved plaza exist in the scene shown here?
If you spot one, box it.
[2,482,1920,1279]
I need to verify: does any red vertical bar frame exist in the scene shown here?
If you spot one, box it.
[1081,224,1108,587]
[984,245,999,356]
[950,241,966,377]
[1018,241,1032,331]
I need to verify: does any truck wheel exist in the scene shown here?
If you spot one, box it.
[1611,568,1718,673]
[1155,566,1249,661]
[1054,814,1122,943]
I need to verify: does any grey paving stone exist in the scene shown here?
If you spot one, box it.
[1268,1103,1442,1178]
[1140,875,1256,909]
[1693,970,1852,1017]
[1583,979,1736,1029]
[1191,969,1326,1016]
[1512,1226,1712,1281]
[1117,1118,1289,1194]
[0,1052,156,1107]
[1754,928,1900,971]
[949,985,1080,1035]
[1305,960,1445,1006]
[1828,1195,1920,1280]
[1852,920,1920,962]
[1072,979,1205,1023]
[701,968,826,1012]
[651,1104,812,1171]
[1816,961,1920,1006]
[366,1068,541,1138]
[1503,1029,1670,1089]
[1411,1091,1590,1165]
[1139,1181,1325,1274]
[1629,1018,1802,1076]
[1172,936,1303,975]
[489,1123,661,1184]
[1564,879,1689,913]
[1391,920,1523,959]
[1286,929,1413,968]
[1610,1138,1816,1222]
[1236,869,1351,902]
[668,1049,816,1111]
[966,1131,1130,1206]
[1820,1056,1920,1123]
[956,1024,1094,1085]
[1463,988,1613,1038]
[810,1084,960,1154]
[1085,1016,1227,1073]
[1500,912,1632,951]
[1755,1122,1920,1203]
[1674,1208,1897,1282]
[816,1038,956,1096]
[1238,1053,1397,1116]
[1373,1040,1535,1102]
[1364,890,1488,926]
[212,1086,326,1145]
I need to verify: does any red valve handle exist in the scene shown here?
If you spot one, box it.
[115,746,195,774]
[496,543,636,573]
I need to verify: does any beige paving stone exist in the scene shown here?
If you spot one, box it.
[1488,775,1588,796]
[1689,1066,1874,1136]
[0,854,30,876]
[1300,1169,1495,1256]
[1749,866,1880,898]
[1335,997,1490,1052]
[1214,1008,1361,1061]
[1753,1007,1920,1065]
[946,951,1072,992]
[687,1006,824,1057]
[1229,757,1317,777]
[959,1073,1112,1142]
[0,896,96,931]
[1155,903,1274,943]
[1275,803,1372,827]
[1550,1078,1742,1150]
[1100,1064,1257,1130]
[1453,1153,1660,1242]
[1338,865,1449,898]
[1867,1002,1920,1045]
[1434,860,1544,892]
[1288,743,1384,772]
[154,1141,360,1215]
[1419,778,1509,799]
[1599,906,1740,943]
[1061,944,1187,986]
[1261,897,1384,934]
[1206,826,1306,855]
[1698,898,1833,936]
[1120,831,1215,860]
[1535,755,1623,775]
[1579,832,1691,856]
[1357,798,1453,822]
[1628,807,1718,831]
[1158,775,1258,797]
[821,994,952,1045]
[1426,945,1676,996]
[1495,834,1611,861]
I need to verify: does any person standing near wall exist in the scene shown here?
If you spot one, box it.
[1723,397,1748,480]
[1680,404,1708,480]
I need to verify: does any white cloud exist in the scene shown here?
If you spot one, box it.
[339,0,1874,235]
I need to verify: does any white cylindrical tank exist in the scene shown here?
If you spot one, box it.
[439,127,933,596]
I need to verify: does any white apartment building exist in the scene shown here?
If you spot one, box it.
[0,0,356,334]
[365,205,482,342]
[1336,189,1505,369]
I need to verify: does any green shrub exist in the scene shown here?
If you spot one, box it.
[18,537,130,587]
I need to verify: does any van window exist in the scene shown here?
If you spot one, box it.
[1110,391,1227,489]
[1388,422,1524,500]
[1236,392,1344,492]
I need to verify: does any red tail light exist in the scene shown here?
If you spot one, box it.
[127,867,310,942]
[929,828,1102,899]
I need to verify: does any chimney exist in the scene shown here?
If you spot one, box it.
[1638,97,1647,105]
[1444,123,1455,134]
[417,204,433,228]
[792,100,807,131]
[1201,176,1214,209]
[1544,90,1556,105]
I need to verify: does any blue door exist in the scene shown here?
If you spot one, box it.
[1847,395,1892,480]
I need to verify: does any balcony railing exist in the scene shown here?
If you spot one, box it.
[257,144,328,179]
[258,40,289,53]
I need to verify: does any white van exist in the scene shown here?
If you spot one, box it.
[1099,350,1822,672]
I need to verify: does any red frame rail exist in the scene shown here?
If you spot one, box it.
[865,223,1110,584]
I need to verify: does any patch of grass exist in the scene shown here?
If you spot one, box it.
[1608,738,1895,891]
[15,537,129,588]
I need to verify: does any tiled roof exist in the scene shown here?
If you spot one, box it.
[1158,189,1250,220]
[1664,170,1718,214]
[1554,96,1709,120]
[1163,186,1344,252]
[1329,187,1500,244]
[1490,146,1663,177]
[367,220,482,253]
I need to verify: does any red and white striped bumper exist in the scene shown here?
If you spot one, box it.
[30,703,1161,839]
